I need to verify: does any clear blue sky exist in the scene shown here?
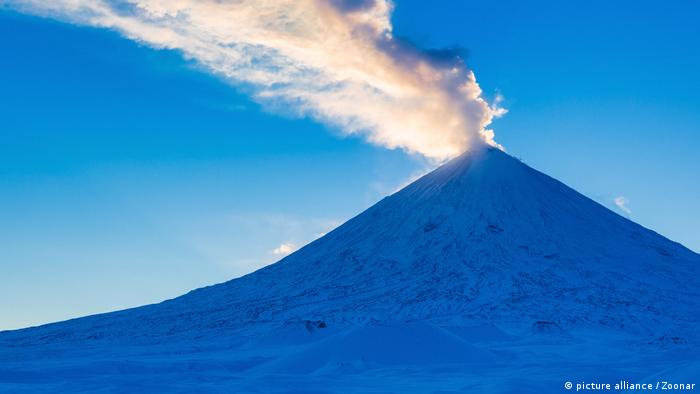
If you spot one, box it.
[1,0,698,330]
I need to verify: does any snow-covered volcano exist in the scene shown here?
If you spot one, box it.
[2,147,699,392]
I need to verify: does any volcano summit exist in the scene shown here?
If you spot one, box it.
[1,147,698,393]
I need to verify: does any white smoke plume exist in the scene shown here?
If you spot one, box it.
[5,0,506,160]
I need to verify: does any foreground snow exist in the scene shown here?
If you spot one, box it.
[1,321,698,393]
[1,147,698,392]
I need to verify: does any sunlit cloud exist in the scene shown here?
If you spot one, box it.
[6,0,505,160]
[271,242,297,257]
[614,196,631,214]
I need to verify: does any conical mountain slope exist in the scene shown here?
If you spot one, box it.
[4,146,698,347]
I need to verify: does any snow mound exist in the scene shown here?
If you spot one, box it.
[266,322,495,374]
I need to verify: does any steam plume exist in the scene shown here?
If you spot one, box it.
[6,0,505,160]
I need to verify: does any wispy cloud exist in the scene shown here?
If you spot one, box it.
[614,196,631,215]
[7,0,505,160]
[371,166,433,196]
[271,242,297,257]
[180,212,341,275]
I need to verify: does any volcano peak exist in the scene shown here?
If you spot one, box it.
[2,146,699,391]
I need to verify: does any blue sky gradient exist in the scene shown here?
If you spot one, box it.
[1,0,699,329]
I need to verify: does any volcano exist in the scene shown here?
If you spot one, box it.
[2,147,698,393]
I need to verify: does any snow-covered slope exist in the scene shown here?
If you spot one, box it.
[1,146,698,392]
